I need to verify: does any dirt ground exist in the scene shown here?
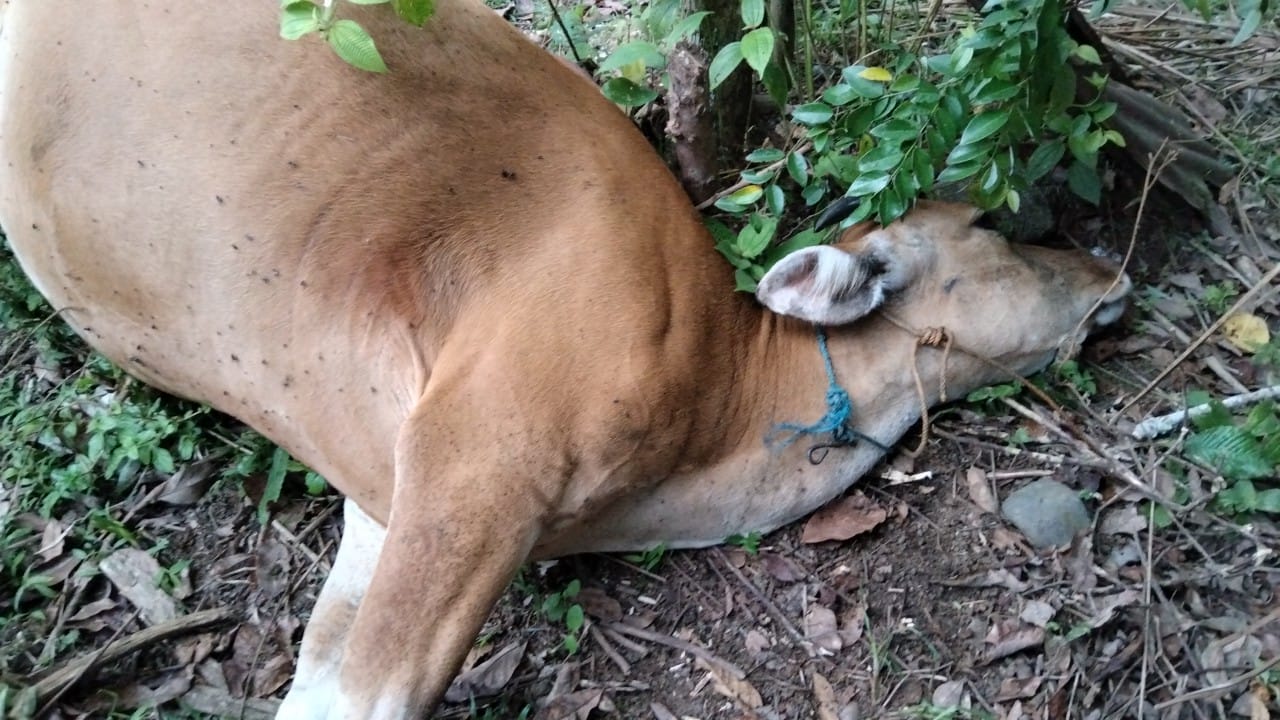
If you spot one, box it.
[4,2,1280,720]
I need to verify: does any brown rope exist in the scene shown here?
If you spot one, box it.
[880,311,1068,456]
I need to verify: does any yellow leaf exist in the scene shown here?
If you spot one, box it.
[1222,312,1271,353]
[858,66,893,83]
[620,59,646,84]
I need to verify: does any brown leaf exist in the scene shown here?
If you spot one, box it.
[838,604,866,646]
[995,676,1043,702]
[931,680,965,708]
[254,537,292,601]
[696,657,763,709]
[67,597,117,623]
[965,467,998,514]
[38,518,67,562]
[649,703,678,720]
[760,552,805,583]
[100,548,178,626]
[535,688,604,720]
[813,673,839,720]
[445,641,528,703]
[158,458,219,505]
[804,605,843,654]
[577,587,622,623]
[801,492,888,544]
[1019,600,1055,628]
[252,654,293,697]
[982,621,1045,663]
[744,629,771,656]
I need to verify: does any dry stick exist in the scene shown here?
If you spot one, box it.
[1131,384,1280,439]
[1137,498,1158,719]
[1153,656,1280,710]
[602,621,749,679]
[590,622,632,674]
[1121,260,1280,415]
[29,607,232,713]
[711,547,808,647]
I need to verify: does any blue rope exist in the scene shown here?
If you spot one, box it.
[767,327,889,457]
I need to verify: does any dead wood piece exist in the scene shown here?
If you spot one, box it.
[665,42,718,205]
[18,607,234,713]
[601,621,749,680]
[1132,384,1280,439]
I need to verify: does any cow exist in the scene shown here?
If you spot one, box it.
[0,0,1131,717]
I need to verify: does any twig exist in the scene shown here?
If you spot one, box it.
[1121,260,1280,414]
[602,621,749,679]
[590,621,631,674]
[693,142,811,211]
[1131,385,1280,439]
[711,548,808,647]
[1152,655,1280,710]
[26,607,232,712]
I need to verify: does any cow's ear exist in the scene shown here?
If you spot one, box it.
[755,245,891,324]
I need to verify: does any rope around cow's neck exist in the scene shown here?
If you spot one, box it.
[766,327,891,464]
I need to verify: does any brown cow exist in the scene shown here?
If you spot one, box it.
[0,0,1130,717]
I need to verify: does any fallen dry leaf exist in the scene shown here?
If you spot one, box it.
[931,679,966,708]
[255,537,292,601]
[1099,505,1147,535]
[535,688,604,720]
[965,467,998,514]
[995,675,1043,702]
[696,657,763,709]
[649,702,678,720]
[1223,312,1271,353]
[577,587,622,622]
[983,619,1045,663]
[67,597,117,623]
[801,492,888,543]
[804,605,843,654]
[744,629,771,656]
[760,553,805,583]
[838,604,866,646]
[813,672,839,720]
[1019,600,1056,628]
[38,518,67,562]
[445,640,527,703]
[100,548,179,626]
[158,458,219,505]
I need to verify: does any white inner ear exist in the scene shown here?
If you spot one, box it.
[755,245,887,325]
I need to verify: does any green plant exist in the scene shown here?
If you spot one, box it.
[1202,280,1240,315]
[624,542,668,571]
[279,0,436,73]
[706,0,1125,289]
[1054,359,1097,397]
[726,531,762,554]
[540,579,586,654]
[1184,399,1280,516]
[595,6,714,107]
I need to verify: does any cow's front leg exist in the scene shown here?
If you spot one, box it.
[327,405,546,718]
[277,498,385,719]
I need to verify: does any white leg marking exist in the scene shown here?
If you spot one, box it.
[276,498,386,720]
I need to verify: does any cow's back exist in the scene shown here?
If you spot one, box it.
[0,0,727,509]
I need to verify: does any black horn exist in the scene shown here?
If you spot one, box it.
[814,196,862,231]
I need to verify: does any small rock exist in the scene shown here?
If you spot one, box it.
[1001,479,1090,549]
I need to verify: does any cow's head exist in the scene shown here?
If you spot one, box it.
[755,201,1131,387]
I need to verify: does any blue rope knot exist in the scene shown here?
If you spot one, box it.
[766,326,889,460]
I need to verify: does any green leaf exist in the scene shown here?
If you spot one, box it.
[848,172,891,196]
[565,604,585,632]
[959,110,1011,145]
[1256,489,1280,514]
[709,42,743,90]
[347,0,391,4]
[839,66,887,98]
[746,148,785,163]
[972,79,1019,105]
[1026,139,1066,182]
[1066,161,1101,205]
[393,0,435,26]
[662,11,712,49]
[1189,426,1276,481]
[869,119,918,143]
[946,140,991,166]
[326,20,388,72]
[762,62,789,108]
[786,152,809,185]
[1073,44,1102,64]
[792,102,834,125]
[600,41,666,72]
[912,149,935,192]
[741,28,774,75]
[600,78,659,107]
[858,146,904,173]
[822,84,859,106]
[1232,9,1262,45]
[280,1,322,40]
[741,0,765,27]
[766,183,786,215]
[152,447,175,474]
[258,447,290,525]
[734,268,759,292]
[936,160,984,183]
[737,215,779,258]
[801,182,826,207]
[978,162,1001,194]
[878,186,908,224]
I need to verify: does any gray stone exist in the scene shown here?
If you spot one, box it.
[1001,479,1091,548]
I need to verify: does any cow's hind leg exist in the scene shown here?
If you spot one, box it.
[326,399,546,718]
[277,498,386,720]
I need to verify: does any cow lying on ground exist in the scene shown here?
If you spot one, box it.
[0,0,1130,717]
